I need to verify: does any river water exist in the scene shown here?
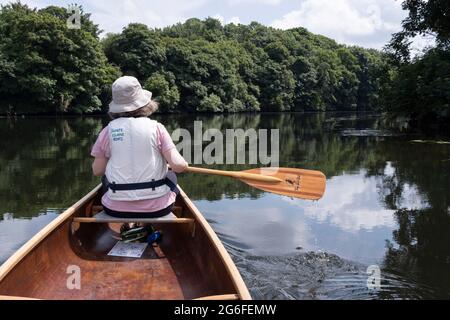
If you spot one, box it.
[0,113,449,299]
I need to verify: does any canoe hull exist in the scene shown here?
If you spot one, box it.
[0,185,251,300]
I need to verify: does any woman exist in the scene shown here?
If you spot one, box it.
[91,76,188,218]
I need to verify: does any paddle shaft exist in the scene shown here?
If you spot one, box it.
[186,167,282,183]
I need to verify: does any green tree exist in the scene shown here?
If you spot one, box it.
[384,0,450,126]
[103,23,166,81]
[0,3,118,114]
[387,0,450,63]
[386,49,450,123]
[144,71,180,112]
[39,5,102,39]
[198,94,223,113]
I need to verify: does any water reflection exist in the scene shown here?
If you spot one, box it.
[0,113,449,299]
[0,117,104,218]
[0,210,59,263]
[298,172,397,233]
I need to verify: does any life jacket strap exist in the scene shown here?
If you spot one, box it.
[108,177,179,195]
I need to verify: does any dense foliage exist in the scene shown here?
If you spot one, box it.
[384,49,450,123]
[0,3,391,115]
[104,19,391,113]
[0,3,120,114]
[385,0,450,125]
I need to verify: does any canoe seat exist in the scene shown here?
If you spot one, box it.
[73,211,194,224]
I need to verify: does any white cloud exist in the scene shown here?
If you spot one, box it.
[213,14,225,24]
[410,34,437,56]
[0,0,210,34]
[227,16,241,25]
[227,0,283,6]
[213,14,241,26]
[271,0,406,49]
[284,171,398,233]
[284,166,429,233]
[89,0,209,33]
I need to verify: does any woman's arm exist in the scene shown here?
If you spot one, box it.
[163,148,188,173]
[92,157,108,177]
[91,128,110,177]
[157,123,188,173]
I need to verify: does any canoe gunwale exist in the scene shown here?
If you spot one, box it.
[0,184,251,300]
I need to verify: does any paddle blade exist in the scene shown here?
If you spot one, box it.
[240,168,326,200]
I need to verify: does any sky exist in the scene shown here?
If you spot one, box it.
[0,0,430,50]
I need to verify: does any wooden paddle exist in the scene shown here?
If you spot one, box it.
[186,167,326,200]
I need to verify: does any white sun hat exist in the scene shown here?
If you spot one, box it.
[109,76,152,113]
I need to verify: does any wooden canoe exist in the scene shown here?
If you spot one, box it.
[0,185,251,300]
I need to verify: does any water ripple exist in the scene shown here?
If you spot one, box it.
[226,244,442,300]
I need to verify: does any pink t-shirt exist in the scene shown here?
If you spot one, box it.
[91,122,177,213]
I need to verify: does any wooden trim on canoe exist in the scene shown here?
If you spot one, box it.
[0,295,39,300]
[194,294,240,301]
[0,185,102,283]
[179,189,252,300]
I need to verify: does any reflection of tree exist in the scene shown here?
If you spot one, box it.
[0,118,103,218]
[154,113,386,201]
[383,208,450,298]
[363,137,450,298]
[1,113,386,216]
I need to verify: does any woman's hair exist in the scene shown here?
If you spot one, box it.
[109,100,159,119]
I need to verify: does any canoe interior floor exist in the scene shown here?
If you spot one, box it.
[0,223,215,300]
